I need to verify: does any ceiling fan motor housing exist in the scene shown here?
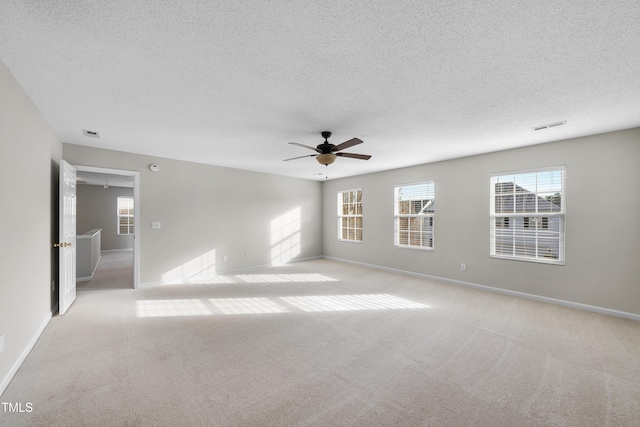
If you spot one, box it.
[318,131,335,153]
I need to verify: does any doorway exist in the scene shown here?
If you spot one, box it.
[74,165,140,289]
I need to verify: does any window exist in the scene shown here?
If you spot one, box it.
[490,167,565,264]
[337,189,362,242]
[496,217,510,228]
[394,181,435,249]
[117,197,134,235]
[524,217,548,229]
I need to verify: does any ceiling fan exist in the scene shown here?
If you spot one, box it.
[283,131,371,165]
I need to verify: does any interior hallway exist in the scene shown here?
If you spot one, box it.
[78,249,133,290]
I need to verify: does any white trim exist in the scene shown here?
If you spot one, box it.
[394,245,434,252]
[337,239,363,245]
[490,166,566,264]
[336,186,363,194]
[489,253,564,266]
[132,172,140,289]
[337,188,363,242]
[0,312,52,396]
[323,256,640,322]
[394,180,435,250]
[116,196,134,236]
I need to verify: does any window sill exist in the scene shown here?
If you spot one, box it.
[394,245,434,252]
[490,254,564,266]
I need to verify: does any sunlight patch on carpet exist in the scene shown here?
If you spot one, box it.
[209,297,289,314]
[235,273,337,283]
[280,294,429,312]
[136,294,428,317]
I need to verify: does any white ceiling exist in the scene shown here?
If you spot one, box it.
[1,1,639,181]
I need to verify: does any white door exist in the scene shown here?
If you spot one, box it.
[58,160,77,315]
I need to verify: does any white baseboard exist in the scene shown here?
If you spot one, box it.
[0,312,52,397]
[323,256,640,322]
[101,248,133,253]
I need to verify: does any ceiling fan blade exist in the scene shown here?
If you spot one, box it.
[289,142,321,152]
[283,154,317,161]
[335,152,371,160]
[332,138,363,152]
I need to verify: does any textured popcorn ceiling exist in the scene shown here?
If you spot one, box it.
[1,1,639,180]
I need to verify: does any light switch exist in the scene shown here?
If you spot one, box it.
[152,222,161,229]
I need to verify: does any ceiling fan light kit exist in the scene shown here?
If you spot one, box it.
[316,153,337,165]
[284,131,371,168]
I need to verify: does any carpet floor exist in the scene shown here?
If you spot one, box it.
[1,259,639,426]
[78,250,133,290]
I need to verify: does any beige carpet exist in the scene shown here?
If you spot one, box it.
[2,259,639,426]
[78,250,133,290]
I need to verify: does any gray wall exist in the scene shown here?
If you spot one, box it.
[322,128,640,316]
[0,61,62,391]
[63,144,323,285]
[77,185,134,250]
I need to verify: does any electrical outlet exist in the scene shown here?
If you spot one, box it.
[460,263,467,271]
[223,256,228,262]
[244,253,249,259]
[0,334,5,354]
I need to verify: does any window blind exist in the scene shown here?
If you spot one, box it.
[394,181,435,249]
[117,197,134,235]
[337,189,362,242]
[490,167,565,264]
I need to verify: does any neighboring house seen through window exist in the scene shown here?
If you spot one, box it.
[337,189,363,242]
[117,197,134,235]
[394,181,435,249]
[490,167,565,264]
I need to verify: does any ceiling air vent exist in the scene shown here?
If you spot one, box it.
[533,121,566,131]
[82,129,100,138]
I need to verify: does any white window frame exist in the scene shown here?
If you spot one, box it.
[394,181,435,250]
[337,188,363,242]
[117,196,134,236]
[490,166,565,265]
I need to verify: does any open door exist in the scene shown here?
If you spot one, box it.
[58,160,77,314]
